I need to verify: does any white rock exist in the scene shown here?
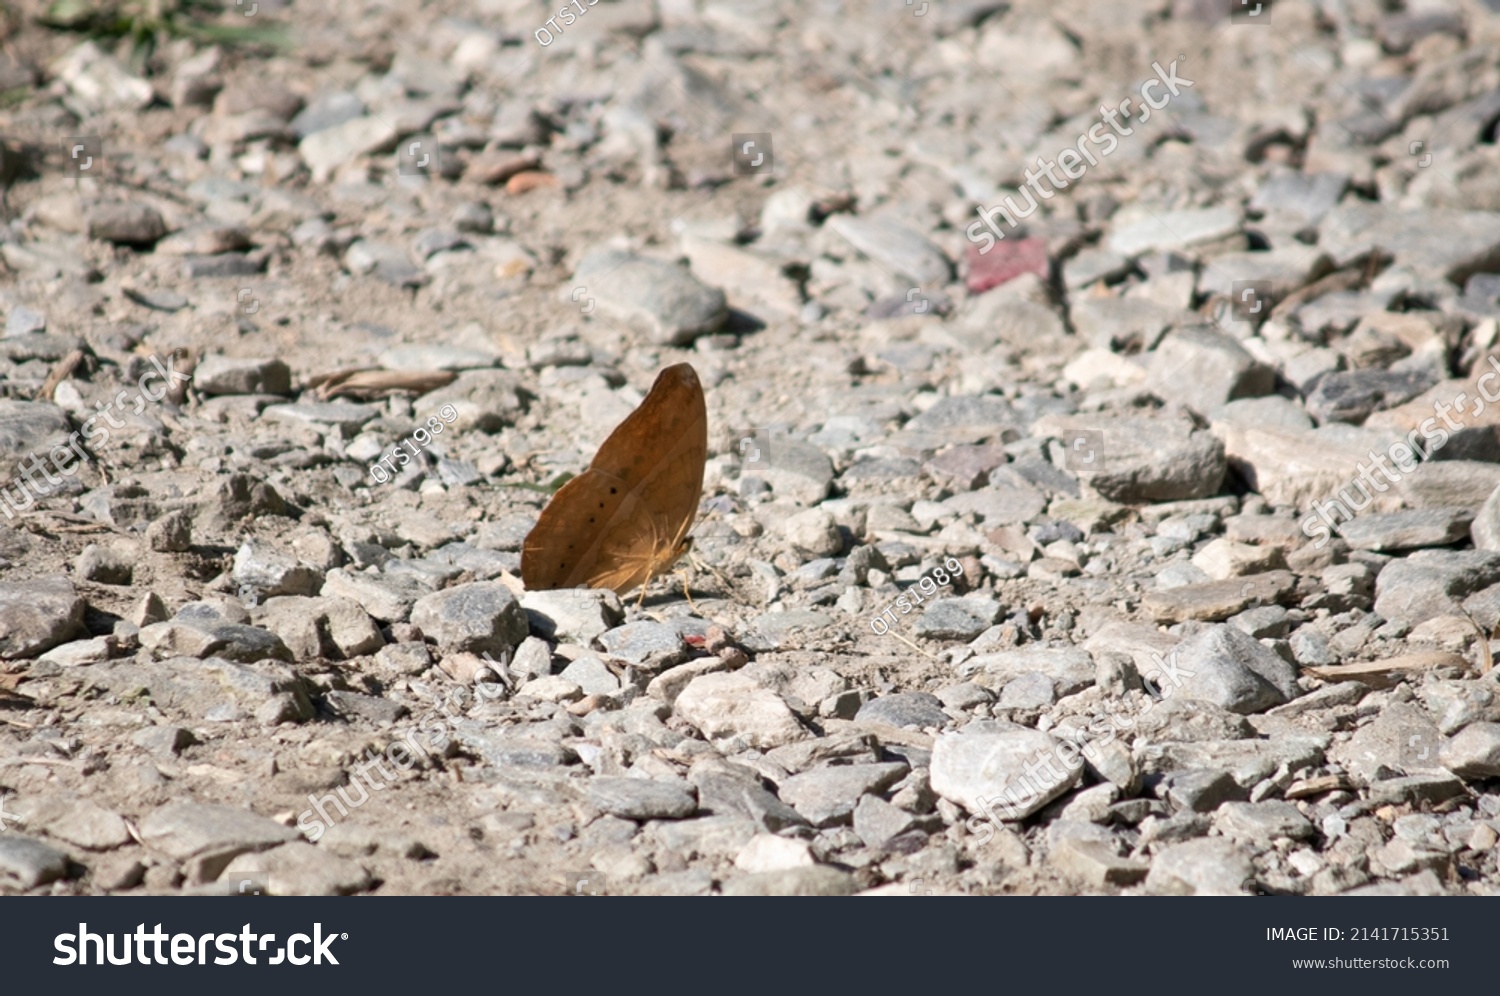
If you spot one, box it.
[734,834,815,873]
[673,672,806,749]
[53,42,153,115]
[298,116,399,182]
[929,729,1082,821]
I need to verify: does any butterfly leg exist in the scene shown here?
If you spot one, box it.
[676,568,698,613]
[687,550,732,596]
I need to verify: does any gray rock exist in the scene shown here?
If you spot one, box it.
[0,835,70,889]
[935,682,994,709]
[5,305,46,337]
[1250,170,1348,227]
[1147,328,1275,416]
[38,635,112,667]
[194,357,292,396]
[825,215,952,285]
[325,689,406,724]
[1070,296,1182,352]
[930,728,1083,821]
[1142,735,1328,789]
[904,394,1019,439]
[1050,835,1149,887]
[1164,625,1299,713]
[86,202,167,246]
[1422,677,1500,735]
[1158,768,1245,812]
[673,672,806,748]
[1288,628,1335,666]
[454,727,576,768]
[999,672,1056,709]
[0,400,75,480]
[1034,411,1226,503]
[1062,247,1131,288]
[262,401,378,435]
[942,477,1046,525]
[913,596,1003,641]
[76,544,132,585]
[852,794,920,847]
[783,507,843,557]
[959,645,1097,696]
[379,344,499,372]
[1319,204,1500,283]
[0,575,86,659]
[1107,206,1241,257]
[54,41,153,114]
[586,777,698,820]
[409,581,527,657]
[290,90,365,137]
[720,866,855,896]
[559,654,621,696]
[155,224,253,256]
[14,794,131,850]
[1143,571,1298,624]
[1215,800,1315,841]
[1329,702,1440,783]
[140,618,293,664]
[219,842,371,897]
[145,509,193,553]
[1196,246,1332,300]
[1472,483,1500,552]
[1211,396,1315,433]
[690,770,806,832]
[420,370,524,433]
[1374,550,1500,624]
[1305,368,1441,425]
[1144,838,1255,895]
[344,240,424,288]
[777,762,908,827]
[317,596,385,658]
[321,568,435,623]
[1367,772,1466,807]
[1340,508,1473,551]
[598,621,688,669]
[1439,722,1500,779]
[298,115,399,182]
[234,540,323,597]
[130,726,195,756]
[184,253,265,278]
[139,802,297,882]
[571,248,726,345]
[748,437,835,506]
[1402,462,1500,511]
[1228,605,1291,639]
[856,692,950,729]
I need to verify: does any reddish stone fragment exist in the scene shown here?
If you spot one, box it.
[965,237,1049,294]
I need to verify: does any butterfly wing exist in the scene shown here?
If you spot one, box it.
[521,364,707,595]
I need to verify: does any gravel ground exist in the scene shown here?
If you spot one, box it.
[0,0,1499,896]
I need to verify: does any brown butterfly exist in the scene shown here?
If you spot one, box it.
[521,363,707,598]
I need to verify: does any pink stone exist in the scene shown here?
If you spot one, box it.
[965,237,1049,294]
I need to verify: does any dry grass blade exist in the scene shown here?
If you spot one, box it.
[308,368,458,400]
[0,673,31,707]
[1459,608,1494,676]
[887,628,936,660]
[36,348,86,401]
[1304,652,1469,687]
